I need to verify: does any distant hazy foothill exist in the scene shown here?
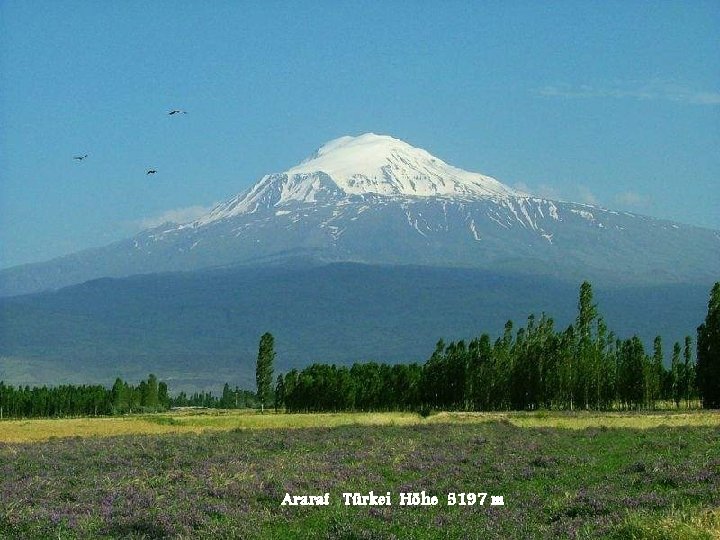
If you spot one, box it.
[0,134,718,390]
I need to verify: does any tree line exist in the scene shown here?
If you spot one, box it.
[275,281,720,412]
[0,376,258,419]
[0,375,165,419]
[172,384,258,410]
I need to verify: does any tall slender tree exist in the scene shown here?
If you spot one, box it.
[111,377,129,413]
[618,337,645,409]
[576,281,598,341]
[256,332,275,413]
[158,381,169,410]
[670,342,682,408]
[575,281,598,409]
[684,335,694,407]
[144,374,159,410]
[274,375,285,412]
[697,282,720,409]
[648,336,663,409]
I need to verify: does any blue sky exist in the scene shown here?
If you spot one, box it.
[1,1,718,268]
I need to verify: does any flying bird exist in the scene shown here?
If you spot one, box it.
[168,110,187,115]
[73,154,88,161]
[146,169,157,175]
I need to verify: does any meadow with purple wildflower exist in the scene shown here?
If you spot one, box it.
[1,415,718,539]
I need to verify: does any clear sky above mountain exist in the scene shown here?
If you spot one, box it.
[1,1,718,268]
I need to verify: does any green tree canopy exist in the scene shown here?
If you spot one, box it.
[256,332,275,412]
[697,282,720,408]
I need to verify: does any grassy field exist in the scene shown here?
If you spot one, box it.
[2,408,719,443]
[0,410,718,539]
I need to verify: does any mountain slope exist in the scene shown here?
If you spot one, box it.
[1,133,718,296]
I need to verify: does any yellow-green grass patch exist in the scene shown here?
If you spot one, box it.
[614,506,720,540]
[1,409,719,443]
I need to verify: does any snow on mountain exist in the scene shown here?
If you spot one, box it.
[286,133,519,198]
[193,133,523,226]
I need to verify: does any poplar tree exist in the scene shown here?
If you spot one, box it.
[274,375,285,412]
[697,282,720,409]
[145,374,159,410]
[558,325,576,410]
[576,281,598,341]
[575,281,598,408]
[158,381,169,410]
[221,383,234,408]
[671,342,682,408]
[618,337,645,409]
[649,336,663,409]
[111,377,129,413]
[684,336,694,407]
[256,332,275,413]
[468,334,493,410]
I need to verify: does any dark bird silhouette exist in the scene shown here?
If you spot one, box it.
[73,154,88,161]
[168,110,187,115]
[146,169,157,175]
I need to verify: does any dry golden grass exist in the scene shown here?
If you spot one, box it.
[506,409,720,430]
[0,416,198,443]
[0,411,423,443]
[1,408,718,443]
[620,506,720,539]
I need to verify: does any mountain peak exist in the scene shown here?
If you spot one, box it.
[293,133,416,170]
[193,133,523,226]
[284,133,519,199]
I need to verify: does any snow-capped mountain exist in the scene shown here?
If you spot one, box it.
[196,133,519,224]
[1,133,718,296]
